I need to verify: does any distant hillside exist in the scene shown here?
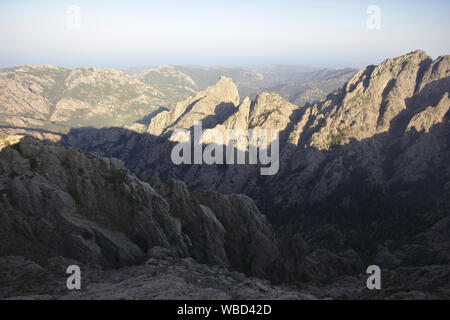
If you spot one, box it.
[132,65,356,105]
[0,64,355,135]
[260,68,356,106]
[0,65,171,131]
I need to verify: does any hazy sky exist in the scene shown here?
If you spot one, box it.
[0,0,449,68]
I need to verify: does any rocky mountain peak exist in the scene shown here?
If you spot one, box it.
[200,75,240,106]
[248,92,298,130]
[397,49,431,61]
[146,76,241,135]
[307,50,449,150]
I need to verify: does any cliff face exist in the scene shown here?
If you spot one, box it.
[1,137,340,295]
[0,137,188,268]
[303,50,449,149]
[4,139,437,300]
[146,76,240,136]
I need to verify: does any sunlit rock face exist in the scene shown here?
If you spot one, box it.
[64,50,449,204]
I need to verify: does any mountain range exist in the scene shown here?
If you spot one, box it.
[0,50,449,299]
[0,64,355,134]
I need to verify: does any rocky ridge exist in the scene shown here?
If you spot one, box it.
[0,136,365,299]
[65,51,449,199]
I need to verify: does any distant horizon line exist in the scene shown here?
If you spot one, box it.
[1,63,358,72]
[1,49,447,72]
